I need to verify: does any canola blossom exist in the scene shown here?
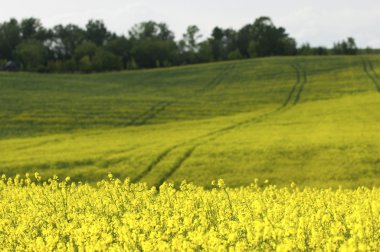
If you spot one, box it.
[0,174,379,251]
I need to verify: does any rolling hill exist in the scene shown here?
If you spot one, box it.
[0,56,379,187]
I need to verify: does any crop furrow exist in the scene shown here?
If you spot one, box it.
[132,145,180,183]
[122,65,237,180]
[363,59,380,92]
[128,101,169,126]
[154,62,309,185]
[129,64,234,126]
[282,64,301,107]
[135,62,306,186]
[196,64,232,93]
[154,110,279,186]
[200,65,230,91]
[15,139,63,151]
[155,145,200,188]
[204,64,236,92]
[293,64,308,105]
[137,101,174,125]
[367,60,380,80]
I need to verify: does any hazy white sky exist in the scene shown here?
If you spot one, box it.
[2,0,380,47]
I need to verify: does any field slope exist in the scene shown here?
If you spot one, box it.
[0,56,379,187]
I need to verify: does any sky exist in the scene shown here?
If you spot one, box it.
[1,0,380,48]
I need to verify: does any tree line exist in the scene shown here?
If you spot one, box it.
[0,16,366,73]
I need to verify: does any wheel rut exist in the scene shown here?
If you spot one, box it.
[133,62,309,186]
[293,63,308,105]
[131,145,179,183]
[362,58,380,92]
[128,101,174,126]
[128,64,235,126]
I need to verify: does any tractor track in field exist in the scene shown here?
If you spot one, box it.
[362,59,380,92]
[282,64,301,107]
[128,64,235,126]
[15,138,64,151]
[153,64,308,186]
[131,145,180,183]
[293,64,308,105]
[128,101,174,126]
[154,145,200,187]
[151,110,278,188]
[98,145,147,169]
[196,64,236,93]
[134,63,309,187]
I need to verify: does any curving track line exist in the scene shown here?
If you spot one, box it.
[128,101,174,126]
[196,64,236,93]
[128,64,235,126]
[293,63,308,105]
[362,59,380,92]
[134,62,309,187]
[131,144,183,183]
[282,64,300,107]
[155,64,308,186]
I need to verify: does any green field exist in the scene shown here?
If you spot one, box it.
[0,56,379,187]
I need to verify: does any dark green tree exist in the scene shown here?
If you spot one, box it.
[179,25,202,64]
[92,48,122,71]
[182,25,202,52]
[105,36,131,68]
[236,17,296,58]
[333,37,358,55]
[20,18,50,41]
[0,19,21,60]
[210,27,224,61]
[208,27,239,61]
[78,55,92,73]
[52,24,85,59]
[236,24,253,58]
[314,46,329,55]
[298,43,313,55]
[131,39,177,68]
[197,40,213,63]
[74,41,97,61]
[223,28,238,57]
[129,21,177,68]
[85,20,109,46]
[14,39,48,71]
[129,21,174,41]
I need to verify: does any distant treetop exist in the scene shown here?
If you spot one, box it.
[0,17,361,73]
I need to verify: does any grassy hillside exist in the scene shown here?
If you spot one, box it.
[0,56,379,187]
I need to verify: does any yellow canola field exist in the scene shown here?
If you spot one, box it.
[0,174,379,251]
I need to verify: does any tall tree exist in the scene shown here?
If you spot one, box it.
[14,39,48,71]
[182,25,202,52]
[236,24,253,58]
[346,37,358,55]
[129,21,177,68]
[52,24,85,59]
[92,48,122,71]
[129,21,174,41]
[223,28,238,56]
[74,41,97,61]
[85,20,109,46]
[105,36,131,69]
[209,27,239,61]
[178,25,202,64]
[20,18,49,41]
[333,38,358,55]
[236,17,296,58]
[210,27,224,61]
[0,19,21,60]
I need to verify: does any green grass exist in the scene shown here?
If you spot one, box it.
[0,56,379,187]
